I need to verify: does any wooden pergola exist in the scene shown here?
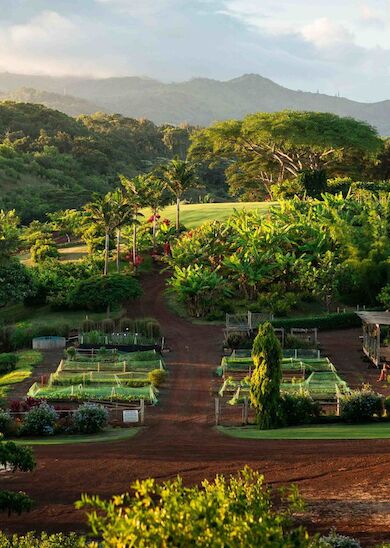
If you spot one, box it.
[357,311,390,367]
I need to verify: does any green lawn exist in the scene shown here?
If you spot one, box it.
[144,201,273,229]
[217,423,390,440]
[0,350,42,401]
[11,426,141,445]
[0,303,123,327]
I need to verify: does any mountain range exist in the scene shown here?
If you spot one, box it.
[0,73,389,135]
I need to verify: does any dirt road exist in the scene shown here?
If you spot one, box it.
[2,270,390,545]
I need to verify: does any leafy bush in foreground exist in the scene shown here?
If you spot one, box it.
[0,531,85,547]
[73,403,108,434]
[0,410,12,435]
[77,467,316,547]
[340,387,383,423]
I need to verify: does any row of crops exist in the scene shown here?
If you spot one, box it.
[217,353,350,404]
[28,349,165,404]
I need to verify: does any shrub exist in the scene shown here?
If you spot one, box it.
[0,491,33,516]
[280,393,321,426]
[340,387,383,423]
[320,529,361,547]
[21,403,58,436]
[226,332,250,350]
[148,369,167,387]
[284,335,315,350]
[67,273,142,311]
[101,318,115,333]
[0,353,18,374]
[65,346,77,360]
[0,410,12,435]
[77,467,313,547]
[81,318,95,332]
[0,531,85,547]
[73,403,108,434]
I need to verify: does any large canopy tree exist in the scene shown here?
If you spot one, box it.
[189,111,382,199]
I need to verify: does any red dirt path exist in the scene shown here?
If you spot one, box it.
[1,270,390,545]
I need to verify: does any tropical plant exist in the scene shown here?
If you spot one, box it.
[168,264,232,317]
[161,157,198,232]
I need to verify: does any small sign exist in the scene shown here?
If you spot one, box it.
[123,410,139,423]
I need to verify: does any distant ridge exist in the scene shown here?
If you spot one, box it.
[0,72,388,134]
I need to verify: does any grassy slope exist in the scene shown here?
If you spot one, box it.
[0,350,42,401]
[12,426,141,445]
[218,423,390,440]
[145,201,273,229]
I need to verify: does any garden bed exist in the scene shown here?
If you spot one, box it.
[11,426,141,445]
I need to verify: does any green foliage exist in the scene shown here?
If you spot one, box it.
[0,491,33,516]
[0,353,18,374]
[272,312,361,330]
[250,322,282,429]
[0,104,192,223]
[320,529,361,547]
[378,284,390,308]
[5,322,70,350]
[190,111,381,199]
[0,531,85,548]
[0,441,35,472]
[65,273,142,311]
[148,369,167,387]
[21,403,58,436]
[73,403,108,434]
[168,264,232,317]
[0,260,32,307]
[0,410,12,435]
[0,209,20,261]
[77,467,314,547]
[280,393,321,426]
[340,387,383,423]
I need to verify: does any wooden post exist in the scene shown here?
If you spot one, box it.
[242,397,249,425]
[215,397,220,426]
[140,399,145,425]
[336,392,340,417]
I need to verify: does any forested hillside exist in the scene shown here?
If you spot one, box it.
[0,102,195,222]
[0,72,389,134]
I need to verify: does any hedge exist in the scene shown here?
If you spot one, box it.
[272,311,361,330]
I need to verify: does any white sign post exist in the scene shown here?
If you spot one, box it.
[123,410,139,423]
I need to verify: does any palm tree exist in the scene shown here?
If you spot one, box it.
[120,174,149,266]
[144,177,169,251]
[84,191,130,275]
[162,158,198,233]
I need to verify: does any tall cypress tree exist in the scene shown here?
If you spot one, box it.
[250,322,282,429]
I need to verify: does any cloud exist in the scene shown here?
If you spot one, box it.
[0,1,388,102]
[302,18,354,48]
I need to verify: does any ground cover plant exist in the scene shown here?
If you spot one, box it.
[0,351,42,402]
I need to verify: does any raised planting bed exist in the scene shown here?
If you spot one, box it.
[28,382,158,404]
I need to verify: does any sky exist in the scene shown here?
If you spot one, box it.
[0,0,389,102]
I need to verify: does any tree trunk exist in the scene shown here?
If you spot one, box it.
[152,210,157,252]
[104,232,109,276]
[176,196,180,234]
[132,223,137,267]
[116,229,121,273]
